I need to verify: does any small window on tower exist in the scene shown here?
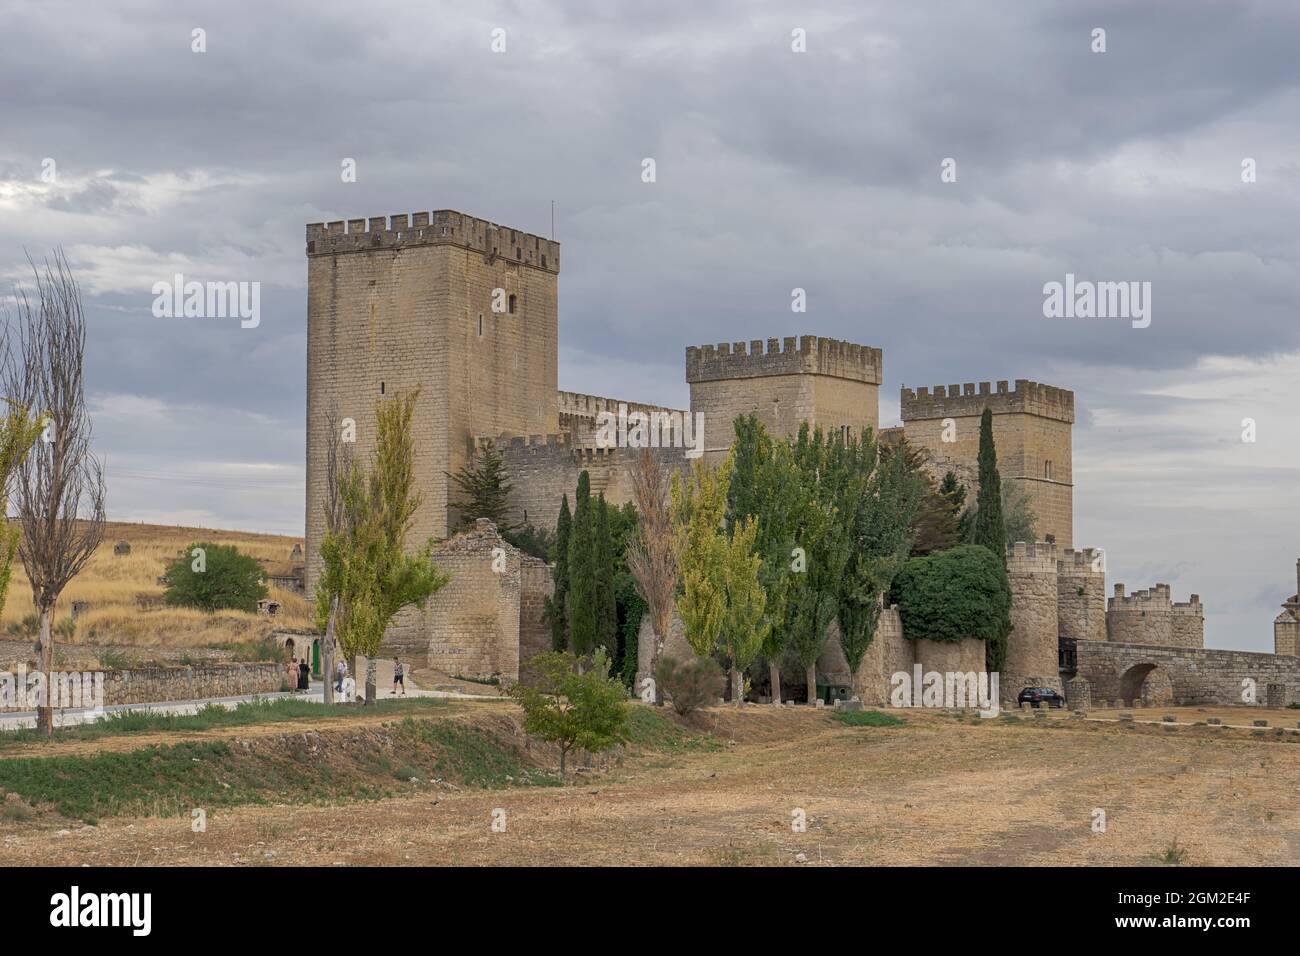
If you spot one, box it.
[1044,460,1053,480]
[478,314,483,337]
[508,294,517,314]
[380,381,385,395]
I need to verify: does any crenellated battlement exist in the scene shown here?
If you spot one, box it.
[900,379,1074,424]
[1007,540,1058,572]
[1109,582,1200,612]
[306,209,559,273]
[685,335,882,385]
[1059,547,1104,573]
[557,390,688,421]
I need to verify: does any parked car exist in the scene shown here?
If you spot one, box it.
[1017,686,1066,708]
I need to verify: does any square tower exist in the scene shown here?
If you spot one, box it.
[304,210,560,595]
[900,380,1074,548]
[685,335,882,466]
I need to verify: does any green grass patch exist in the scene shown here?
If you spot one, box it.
[832,709,905,728]
[622,706,722,752]
[0,714,553,821]
[0,696,450,751]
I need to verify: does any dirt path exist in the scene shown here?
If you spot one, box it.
[6,705,1299,866]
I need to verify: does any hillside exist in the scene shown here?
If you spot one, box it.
[0,521,311,651]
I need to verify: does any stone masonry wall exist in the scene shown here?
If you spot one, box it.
[1076,640,1300,706]
[1057,548,1106,643]
[0,663,283,711]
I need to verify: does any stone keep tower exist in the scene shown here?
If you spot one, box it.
[900,380,1075,549]
[304,210,561,594]
[1056,548,1106,644]
[1003,541,1062,697]
[685,335,882,466]
[1106,583,1204,649]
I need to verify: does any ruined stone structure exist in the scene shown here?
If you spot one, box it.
[1003,541,1063,695]
[1273,559,1300,657]
[900,381,1074,548]
[1074,640,1300,707]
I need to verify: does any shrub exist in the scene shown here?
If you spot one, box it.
[6,613,39,638]
[55,617,76,640]
[163,542,268,612]
[654,655,725,716]
[509,650,629,776]
[890,544,1012,667]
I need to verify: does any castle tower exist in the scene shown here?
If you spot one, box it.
[1056,548,1106,644]
[1003,541,1062,698]
[1105,583,1203,648]
[685,335,882,466]
[900,380,1074,548]
[305,210,560,594]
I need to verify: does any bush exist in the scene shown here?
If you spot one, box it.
[654,655,725,716]
[890,544,1012,666]
[6,613,39,638]
[162,542,268,612]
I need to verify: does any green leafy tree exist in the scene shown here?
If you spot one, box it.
[1000,480,1038,548]
[671,452,732,659]
[785,425,853,703]
[719,517,768,705]
[726,415,801,704]
[567,471,597,656]
[890,544,1012,668]
[315,390,449,702]
[546,495,571,650]
[509,649,629,776]
[838,433,925,675]
[164,543,268,612]
[971,408,1006,561]
[0,401,44,621]
[448,439,517,533]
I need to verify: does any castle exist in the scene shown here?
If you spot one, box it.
[304,208,1300,707]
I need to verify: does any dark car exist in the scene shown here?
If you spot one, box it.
[1017,686,1066,708]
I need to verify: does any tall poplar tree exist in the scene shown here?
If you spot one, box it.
[593,494,619,657]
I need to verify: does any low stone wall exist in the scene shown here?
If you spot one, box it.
[1075,640,1300,706]
[0,662,284,711]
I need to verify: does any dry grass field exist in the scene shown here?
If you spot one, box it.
[0,520,309,654]
[3,701,1298,866]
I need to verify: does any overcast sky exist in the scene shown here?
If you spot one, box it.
[2,0,1298,651]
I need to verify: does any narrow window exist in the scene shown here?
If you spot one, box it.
[478,313,483,336]
[380,381,385,395]
[508,294,517,314]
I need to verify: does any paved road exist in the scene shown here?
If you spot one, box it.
[0,680,505,732]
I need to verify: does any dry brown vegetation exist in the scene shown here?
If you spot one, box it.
[0,520,309,648]
[4,702,1299,866]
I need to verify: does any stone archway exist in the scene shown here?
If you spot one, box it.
[1119,662,1174,705]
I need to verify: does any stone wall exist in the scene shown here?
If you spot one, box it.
[0,662,283,711]
[1003,541,1062,696]
[1075,640,1300,706]
[519,556,554,664]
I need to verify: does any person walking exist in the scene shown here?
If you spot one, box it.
[298,659,310,692]
[392,657,405,697]
[286,658,298,693]
[335,658,347,693]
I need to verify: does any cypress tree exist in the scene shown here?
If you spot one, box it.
[568,471,597,656]
[549,495,571,650]
[972,408,1006,561]
[594,494,619,658]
